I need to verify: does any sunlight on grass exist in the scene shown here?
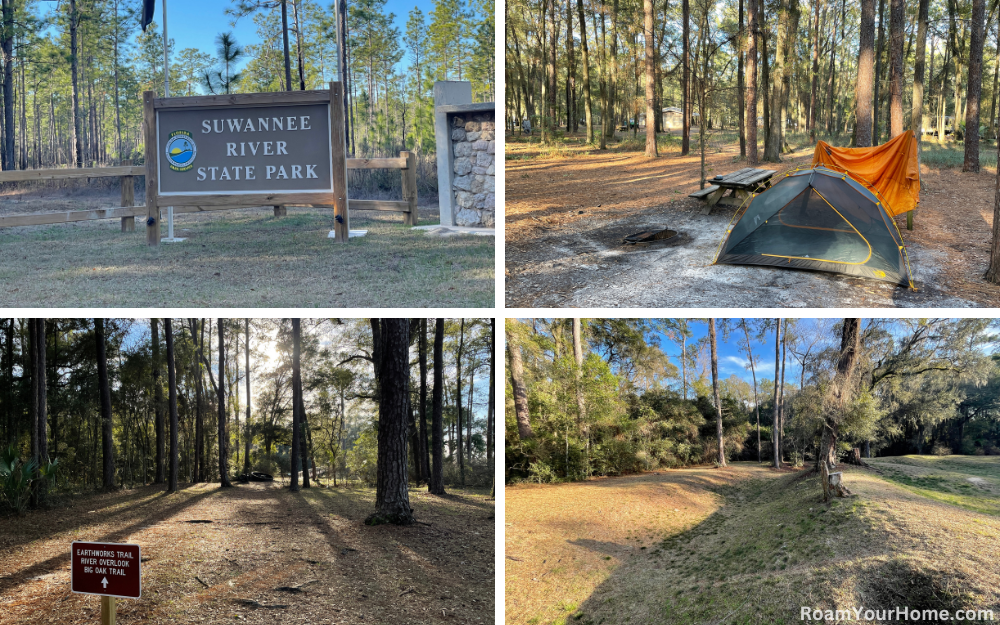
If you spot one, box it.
[868,455,1000,516]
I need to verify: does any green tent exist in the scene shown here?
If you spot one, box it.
[714,167,914,288]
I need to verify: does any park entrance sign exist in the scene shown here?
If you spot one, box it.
[144,84,350,246]
[71,541,141,599]
[157,102,333,195]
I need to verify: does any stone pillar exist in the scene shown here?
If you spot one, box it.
[452,112,495,227]
[434,81,472,226]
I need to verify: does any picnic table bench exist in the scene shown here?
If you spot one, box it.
[689,167,776,214]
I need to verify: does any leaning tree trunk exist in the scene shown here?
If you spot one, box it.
[821,318,861,502]
[366,319,414,526]
[506,321,534,440]
[855,0,877,147]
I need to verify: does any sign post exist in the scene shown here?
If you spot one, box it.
[71,541,141,624]
[143,83,349,246]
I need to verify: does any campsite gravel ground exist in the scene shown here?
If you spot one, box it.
[505,135,998,308]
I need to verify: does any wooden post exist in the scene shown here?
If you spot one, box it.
[120,159,135,232]
[401,150,418,226]
[273,206,287,216]
[101,596,116,625]
[907,210,913,230]
[143,91,160,246]
[329,81,349,243]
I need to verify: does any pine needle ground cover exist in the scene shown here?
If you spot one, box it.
[505,134,1000,308]
[0,203,494,308]
[505,460,1000,625]
[0,482,494,624]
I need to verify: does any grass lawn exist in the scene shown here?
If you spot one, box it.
[0,482,494,624]
[0,206,494,307]
[505,459,1000,625]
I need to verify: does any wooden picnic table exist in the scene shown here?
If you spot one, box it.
[688,167,777,214]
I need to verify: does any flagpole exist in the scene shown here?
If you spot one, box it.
[162,0,185,242]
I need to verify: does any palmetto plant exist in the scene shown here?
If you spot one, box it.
[0,446,59,515]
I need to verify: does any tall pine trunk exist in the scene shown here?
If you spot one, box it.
[218,319,231,487]
[152,319,164,484]
[963,0,986,171]
[856,0,877,147]
[244,320,251,475]
[366,319,414,525]
[772,319,782,469]
[643,0,657,156]
[455,320,465,486]
[419,319,430,481]
[429,319,446,495]
[745,0,759,164]
[576,0,594,143]
[682,0,691,155]
[888,0,906,139]
[290,319,302,491]
[96,319,114,490]
[709,320,725,467]
[737,0,745,156]
[912,0,929,143]
[166,319,178,493]
[765,0,789,162]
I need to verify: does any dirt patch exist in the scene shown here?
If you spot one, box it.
[505,136,999,307]
[0,483,494,624]
[504,467,751,625]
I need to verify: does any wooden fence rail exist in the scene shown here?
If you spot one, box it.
[0,154,418,230]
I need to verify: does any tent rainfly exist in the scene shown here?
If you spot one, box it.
[714,166,915,288]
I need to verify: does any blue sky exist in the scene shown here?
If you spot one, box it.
[41,0,439,72]
[646,319,835,389]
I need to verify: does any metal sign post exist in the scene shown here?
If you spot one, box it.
[161,0,185,243]
[71,541,142,624]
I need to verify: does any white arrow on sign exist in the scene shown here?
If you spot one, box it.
[101,577,108,589]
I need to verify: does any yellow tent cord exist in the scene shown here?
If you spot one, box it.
[760,187,873,266]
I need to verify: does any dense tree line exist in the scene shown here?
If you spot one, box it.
[507,0,1000,288]
[507,0,995,153]
[0,0,493,171]
[505,319,1000,494]
[0,318,494,519]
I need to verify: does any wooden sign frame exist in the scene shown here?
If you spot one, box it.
[143,82,350,246]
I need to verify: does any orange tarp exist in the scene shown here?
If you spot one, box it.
[811,129,921,216]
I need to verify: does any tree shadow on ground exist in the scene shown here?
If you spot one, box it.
[0,483,223,594]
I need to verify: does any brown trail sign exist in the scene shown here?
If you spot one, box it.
[71,541,141,599]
